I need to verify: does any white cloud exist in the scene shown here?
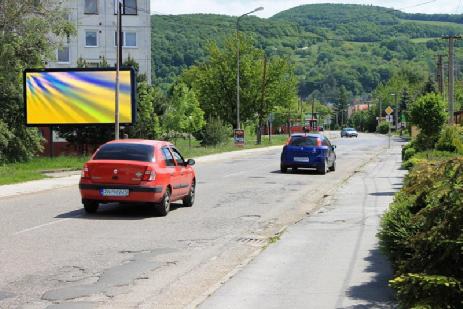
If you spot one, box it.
[150,0,462,17]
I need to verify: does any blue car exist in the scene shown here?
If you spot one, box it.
[280,133,336,175]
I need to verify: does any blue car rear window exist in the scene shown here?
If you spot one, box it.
[94,143,154,162]
[289,136,318,146]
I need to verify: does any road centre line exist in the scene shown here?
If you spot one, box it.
[223,171,246,178]
[14,218,76,236]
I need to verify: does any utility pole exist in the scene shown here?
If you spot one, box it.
[395,94,398,130]
[436,55,445,95]
[443,35,461,124]
[114,0,122,140]
[379,99,382,125]
[312,97,315,131]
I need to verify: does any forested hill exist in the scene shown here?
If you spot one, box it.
[271,4,463,42]
[151,3,463,99]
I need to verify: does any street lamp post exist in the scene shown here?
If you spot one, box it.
[236,6,263,130]
[391,93,398,130]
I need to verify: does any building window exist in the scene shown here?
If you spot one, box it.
[114,0,137,15]
[125,32,136,47]
[85,31,97,47]
[124,0,137,14]
[57,47,70,63]
[84,0,98,14]
[114,31,137,47]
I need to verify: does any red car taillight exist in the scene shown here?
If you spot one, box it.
[81,164,90,179]
[142,166,156,181]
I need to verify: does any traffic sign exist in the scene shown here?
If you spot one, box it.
[234,129,245,146]
[385,106,393,115]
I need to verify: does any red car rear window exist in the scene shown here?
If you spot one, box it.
[93,143,155,162]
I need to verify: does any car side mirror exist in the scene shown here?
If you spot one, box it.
[332,145,336,150]
[186,159,195,166]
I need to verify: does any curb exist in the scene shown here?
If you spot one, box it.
[0,144,285,199]
[0,131,340,199]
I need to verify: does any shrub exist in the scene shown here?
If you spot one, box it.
[378,192,418,268]
[401,141,417,160]
[378,158,463,308]
[0,120,14,164]
[401,150,460,170]
[403,147,416,161]
[390,274,463,309]
[435,125,463,154]
[199,117,232,146]
[377,121,390,134]
[408,93,447,150]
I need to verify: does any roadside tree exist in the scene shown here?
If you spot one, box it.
[0,0,74,162]
[163,82,205,148]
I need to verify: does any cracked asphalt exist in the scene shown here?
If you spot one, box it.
[0,133,395,308]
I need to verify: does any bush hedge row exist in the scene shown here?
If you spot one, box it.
[378,158,463,308]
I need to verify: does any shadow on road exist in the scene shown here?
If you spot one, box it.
[270,169,326,176]
[344,248,396,309]
[55,202,183,220]
[368,192,397,197]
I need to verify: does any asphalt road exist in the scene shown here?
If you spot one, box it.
[200,137,405,309]
[0,133,392,309]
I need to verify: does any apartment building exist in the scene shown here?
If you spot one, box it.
[48,0,151,83]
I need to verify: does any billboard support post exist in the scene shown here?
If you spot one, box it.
[115,0,122,140]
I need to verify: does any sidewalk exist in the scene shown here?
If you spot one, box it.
[199,140,405,308]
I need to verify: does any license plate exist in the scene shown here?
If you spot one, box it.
[294,157,310,163]
[100,189,129,197]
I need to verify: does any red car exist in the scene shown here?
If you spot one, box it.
[79,139,196,216]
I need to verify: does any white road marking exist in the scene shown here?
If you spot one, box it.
[223,171,246,178]
[14,218,74,236]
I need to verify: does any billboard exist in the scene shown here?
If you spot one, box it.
[24,68,136,126]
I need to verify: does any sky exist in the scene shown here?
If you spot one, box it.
[150,0,463,17]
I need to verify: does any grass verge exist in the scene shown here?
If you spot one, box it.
[0,134,288,186]
[0,156,89,186]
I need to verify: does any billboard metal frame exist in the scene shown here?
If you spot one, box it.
[23,67,137,127]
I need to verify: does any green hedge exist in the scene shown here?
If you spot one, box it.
[435,125,463,154]
[378,158,463,308]
[401,150,460,170]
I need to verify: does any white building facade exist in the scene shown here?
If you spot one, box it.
[49,0,151,83]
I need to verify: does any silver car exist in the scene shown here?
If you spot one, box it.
[341,128,358,138]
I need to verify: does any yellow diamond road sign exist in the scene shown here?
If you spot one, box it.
[385,106,393,115]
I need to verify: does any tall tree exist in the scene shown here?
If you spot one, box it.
[183,35,264,128]
[0,0,74,162]
[256,56,298,144]
[183,34,299,140]
[163,82,205,148]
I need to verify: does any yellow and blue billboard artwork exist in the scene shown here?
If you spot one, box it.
[25,69,134,125]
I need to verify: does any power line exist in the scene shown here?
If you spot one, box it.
[398,0,437,10]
